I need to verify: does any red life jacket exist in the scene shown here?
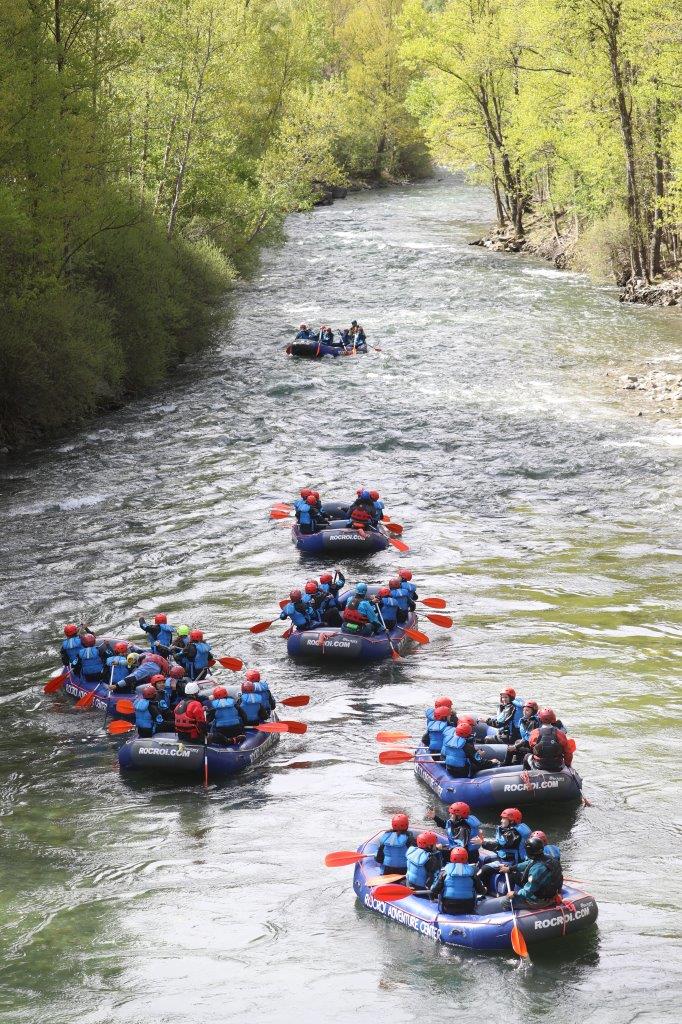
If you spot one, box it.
[174,699,205,740]
[342,606,367,625]
[350,507,371,524]
[143,652,169,675]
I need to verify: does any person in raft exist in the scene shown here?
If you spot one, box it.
[138,613,174,654]
[244,669,275,718]
[484,687,525,743]
[475,808,531,891]
[430,847,487,914]
[526,708,575,771]
[340,582,383,636]
[134,684,162,738]
[295,323,316,340]
[405,832,443,891]
[422,703,455,757]
[428,801,483,864]
[441,721,500,778]
[376,814,415,874]
[206,686,247,745]
[498,833,564,908]
[174,681,207,743]
[280,589,321,631]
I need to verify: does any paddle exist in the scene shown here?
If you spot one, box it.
[505,874,529,958]
[377,606,401,662]
[217,656,243,671]
[425,613,454,629]
[250,619,276,634]
[325,851,371,867]
[270,509,292,519]
[387,535,409,552]
[256,721,307,734]
[376,731,414,742]
[107,720,135,735]
[43,669,68,694]
[75,683,102,709]
[403,626,430,644]
[203,736,209,788]
[279,695,310,707]
[384,521,404,535]
[365,874,405,886]
[115,698,135,715]
[420,597,447,609]
[282,626,294,639]
[379,749,431,765]
[372,883,416,902]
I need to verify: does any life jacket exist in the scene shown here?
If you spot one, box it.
[155,623,173,649]
[357,599,380,625]
[80,646,104,677]
[106,655,129,684]
[519,714,539,741]
[446,814,481,853]
[441,727,467,768]
[174,699,204,739]
[520,855,564,901]
[211,697,241,728]
[405,847,432,889]
[192,641,211,672]
[294,499,312,526]
[254,681,274,715]
[378,597,398,627]
[239,692,262,724]
[531,725,565,770]
[379,831,409,870]
[342,596,367,625]
[389,585,409,612]
[496,698,524,733]
[425,707,436,724]
[132,661,161,683]
[402,580,417,599]
[143,653,169,675]
[545,844,561,861]
[62,636,83,664]
[134,697,154,730]
[426,719,448,753]
[494,822,531,863]
[285,600,315,628]
[442,862,477,901]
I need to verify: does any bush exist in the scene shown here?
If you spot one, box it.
[573,207,632,283]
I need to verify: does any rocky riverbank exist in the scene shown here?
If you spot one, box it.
[605,364,682,417]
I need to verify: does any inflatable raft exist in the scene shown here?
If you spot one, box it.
[62,667,134,719]
[117,725,280,779]
[287,612,418,662]
[352,831,598,951]
[292,501,389,555]
[287,341,341,358]
[413,743,583,809]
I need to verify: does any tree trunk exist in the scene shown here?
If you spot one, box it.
[649,90,664,279]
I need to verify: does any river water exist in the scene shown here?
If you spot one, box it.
[0,176,680,1023]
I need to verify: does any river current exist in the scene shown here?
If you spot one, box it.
[0,176,680,1023]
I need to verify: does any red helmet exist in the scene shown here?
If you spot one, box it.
[378,586,391,598]
[523,700,539,712]
[311,491,320,501]
[142,685,156,698]
[245,669,261,682]
[242,681,255,693]
[435,697,453,708]
[448,801,470,818]
[319,573,333,584]
[113,642,128,655]
[300,488,311,498]
[501,808,523,825]
[213,686,228,699]
[304,581,318,594]
[170,666,185,679]
[501,687,516,699]
[369,490,380,500]
[391,813,409,831]
[455,723,472,737]
[63,624,78,638]
[449,847,468,863]
[460,714,476,726]
[356,488,363,496]
[150,674,165,685]
[434,706,450,721]
[388,577,401,589]
[154,614,167,625]
[82,633,96,647]
[290,589,302,601]
[538,707,556,724]
[530,830,548,844]
[189,629,203,642]
[416,830,438,850]
[397,568,412,581]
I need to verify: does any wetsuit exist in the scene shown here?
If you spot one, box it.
[528,725,573,769]
[508,853,563,907]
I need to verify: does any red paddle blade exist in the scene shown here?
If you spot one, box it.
[279,599,288,609]
[257,720,307,735]
[379,749,415,765]
[270,509,291,519]
[420,597,446,609]
[43,671,67,694]
[324,851,369,867]
[404,627,429,644]
[376,731,413,742]
[115,699,135,715]
[281,626,294,639]
[107,720,135,735]
[280,695,310,707]
[372,883,415,902]
[426,613,453,628]
[511,924,529,958]
[74,689,97,709]
[218,656,243,671]
[388,536,409,552]
[273,502,292,511]
[250,620,274,634]
[385,522,404,535]
[390,649,402,661]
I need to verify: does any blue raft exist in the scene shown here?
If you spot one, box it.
[292,501,390,555]
[413,743,583,809]
[117,726,280,779]
[352,831,598,952]
[287,613,418,661]
[61,667,134,720]
[286,341,367,358]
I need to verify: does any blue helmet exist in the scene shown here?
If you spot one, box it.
[360,489,371,500]
[355,582,368,596]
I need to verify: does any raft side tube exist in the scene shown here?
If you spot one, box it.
[287,613,418,662]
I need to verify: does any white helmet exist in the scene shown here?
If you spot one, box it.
[184,681,200,695]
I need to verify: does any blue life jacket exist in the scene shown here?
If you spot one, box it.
[133,661,161,683]
[373,500,384,519]
[378,597,398,628]
[441,726,467,768]
[403,581,417,599]
[379,831,409,870]
[405,847,432,888]
[211,697,241,728]
[254,681,274,715]
[495,822,531,863]
[62,636,83,664]
[134,697,154,730]
[426,719,448,753]
[442,862,477,901]
[80,646,104,677]
[519,714,539,741]
[357,599,380,625]
[156,623,173,649]
[294,499,312,526]
[425,707,436,725]
[192,641,211,671]
[389,585,409,612]
[497,698,524,731]
[239,692,262,724]
[281,600,316,629]
[545,843,561,860]
[446,814,481,852]
[106,655,129,684]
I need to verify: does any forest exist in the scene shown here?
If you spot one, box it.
[1,0,680,444]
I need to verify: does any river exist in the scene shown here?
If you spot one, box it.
[0,175,680,1023]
